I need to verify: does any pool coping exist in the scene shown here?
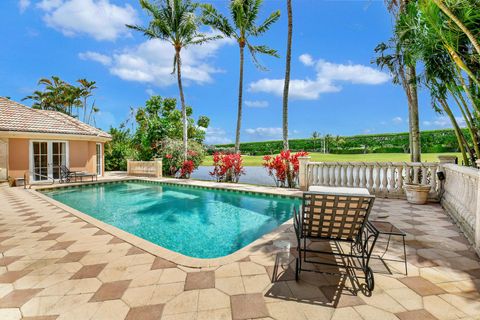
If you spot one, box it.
[30,177,302,268]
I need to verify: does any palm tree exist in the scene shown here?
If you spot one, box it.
[77,79,97,124]
[127,0,220,160]
[379,0,421,162]
[282,0,293,151]
[202,0,280,153]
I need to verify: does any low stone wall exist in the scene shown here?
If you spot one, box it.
[440,163,480,254]
[127,159,162,178]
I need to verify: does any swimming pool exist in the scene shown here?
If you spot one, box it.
[42,181,300,258]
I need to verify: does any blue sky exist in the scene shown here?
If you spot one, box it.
[1,0,456,144]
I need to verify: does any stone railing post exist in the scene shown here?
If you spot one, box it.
[127,159,132,175]
[438,155,458,164]
[154,158,163,178]
[298,156,311,191]
[476,159,480,169]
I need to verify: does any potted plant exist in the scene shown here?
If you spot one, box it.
[404,183,431,204]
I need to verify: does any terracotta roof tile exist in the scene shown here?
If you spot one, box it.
[0,97,111,139]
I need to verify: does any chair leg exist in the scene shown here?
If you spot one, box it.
[295,257,300,281]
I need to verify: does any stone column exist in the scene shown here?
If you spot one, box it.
[154,158,163,178]
[127,159,131,176]
[298,156,311,191]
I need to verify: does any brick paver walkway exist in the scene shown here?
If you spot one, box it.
[0,184,479,320]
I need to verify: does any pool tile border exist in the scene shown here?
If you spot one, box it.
[31,178,302,268]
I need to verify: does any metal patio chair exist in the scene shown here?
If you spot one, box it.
[294,190,379,294]
[58,165,97,183]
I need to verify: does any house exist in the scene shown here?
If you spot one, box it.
[0,97,111,183]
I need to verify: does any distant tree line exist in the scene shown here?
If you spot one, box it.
[210,129,466,156]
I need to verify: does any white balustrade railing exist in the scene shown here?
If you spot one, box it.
[302,160,440,200]
[441,163,480,249]
[127,159,163,178]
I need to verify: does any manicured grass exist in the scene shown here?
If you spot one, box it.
[201,152,461,167]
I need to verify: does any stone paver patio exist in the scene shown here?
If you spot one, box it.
[0,183,479,320]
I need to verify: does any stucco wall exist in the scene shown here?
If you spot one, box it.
[8,138,29,179]
[6,138,104,179]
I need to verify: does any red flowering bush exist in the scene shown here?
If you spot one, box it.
[180,160,195,179]
[263,150,308,188]
[210,153,245,183]
[156,138,205,178]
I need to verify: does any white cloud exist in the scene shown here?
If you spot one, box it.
[392,116,403,124]
[19,0,31,12]
[245,127,299,139]
[145,88,156,96]
[299,54,314,66]
[38,0,138,41]
[83,34,234,87]
[249,54,389,100]
[423,116,466,128]
[204,127,232,145]
[245,100,269,108]
[245,127,283,138]
[78,51,112,66]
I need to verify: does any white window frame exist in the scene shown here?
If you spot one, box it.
[29,140,69,182]
[96,143,102,176]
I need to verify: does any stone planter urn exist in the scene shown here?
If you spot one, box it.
[404,183,431,205]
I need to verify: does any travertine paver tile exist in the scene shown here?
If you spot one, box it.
[239,262,267,276]
[330,307,363,320]
[399,276,446,296]
[184,271,215,291]
[215,263,241,278]
[151,257,176,270]
[162,290,199,315]
[0,288,42,307]
[231,293,269,320]
[55,251,88,264]
[423,295,466,320]
[354,305,402,320]
[197,288,230,311]
[242,274,271,294]
[266,301,306,320]
[70,263,107,279]
[125,304,164,320]
[0,270,32,283]
[150,282,185,304]
[386,287,423,310]
[89,279,131,302]
[395,309,438,320]
[215,276,245,295]
[158,268,186,284]
[0,308,22,320]
[197,308,232,320]
[121,285,156,307]
[90,299,130,320]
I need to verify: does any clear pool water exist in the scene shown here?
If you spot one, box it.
[42,182,300,258]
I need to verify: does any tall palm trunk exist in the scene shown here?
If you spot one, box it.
[282,0,292,151]
[235,42,245,154]
[176,48,188,160]
[406,66,421,162]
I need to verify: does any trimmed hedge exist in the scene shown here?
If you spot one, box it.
[209,129,465,155]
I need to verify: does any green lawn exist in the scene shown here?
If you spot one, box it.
[201,152,461,166]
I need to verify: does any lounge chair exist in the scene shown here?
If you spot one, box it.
[58,165,97,183]
[294,187,379,293]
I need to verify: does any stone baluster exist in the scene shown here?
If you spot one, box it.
[397,164,403,194]
[413,166,420,184]
[341,165,347,186]
[381,165,388,195]
[367,164,374,193]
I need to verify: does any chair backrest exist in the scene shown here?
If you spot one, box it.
[299,191,375,242]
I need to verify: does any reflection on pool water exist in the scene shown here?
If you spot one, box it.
[42,182,300,258]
